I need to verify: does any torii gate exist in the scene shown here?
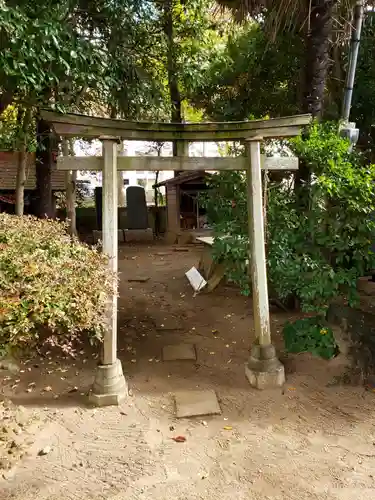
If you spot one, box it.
[42,110,311,406]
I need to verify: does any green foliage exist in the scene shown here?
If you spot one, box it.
[0,214,112,355]
[204,123,375,314]
[0,105,36,151]
[283,316,339,360]
[0,1,106,108]
[190,23,302,120]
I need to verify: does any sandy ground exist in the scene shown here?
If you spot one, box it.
[1,243,375,500]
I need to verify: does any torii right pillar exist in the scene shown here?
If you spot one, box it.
[245,138,285,388]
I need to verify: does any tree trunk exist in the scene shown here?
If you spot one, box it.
[15,108,31,216]
[0,91,13,115]
[302,0,336,117]
[163,1,188,169]
[117,142,126,207]
[35,117,54,218]
[296,0,336,189]
[62,138,77,236]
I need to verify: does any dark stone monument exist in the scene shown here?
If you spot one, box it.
[126,186,148,230]
[94,186,102,229]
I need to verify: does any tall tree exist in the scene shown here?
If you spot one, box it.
[215,0,371,118]
[0,0,166,216]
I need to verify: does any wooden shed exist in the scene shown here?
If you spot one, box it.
[0,151,66,213]
[154,171,212,243]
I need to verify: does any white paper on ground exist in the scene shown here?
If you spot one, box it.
[185,266,207,292]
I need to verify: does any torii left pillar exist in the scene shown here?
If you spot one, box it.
[89,137,128,406]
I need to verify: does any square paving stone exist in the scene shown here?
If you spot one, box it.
[162,344,197,361]
[127,276,150,283]
[174,389,221,418]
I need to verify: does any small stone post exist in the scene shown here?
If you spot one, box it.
[245,138,285,389]
[90,137,128,406]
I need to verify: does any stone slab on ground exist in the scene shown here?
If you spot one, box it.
[127,276,150,283]
[162,344,197,361]
[124,228,153,242]
[174,389,221,418]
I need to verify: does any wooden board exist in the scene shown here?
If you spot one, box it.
[196,236,214,246]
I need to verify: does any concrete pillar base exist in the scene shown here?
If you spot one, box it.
[245,343,285,389]
[89,359,128,406]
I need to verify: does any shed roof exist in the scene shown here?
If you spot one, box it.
[153,171,211,188]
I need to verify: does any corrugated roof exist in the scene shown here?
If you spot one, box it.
[153,171,211,188]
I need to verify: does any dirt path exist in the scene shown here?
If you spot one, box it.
[2,244,375,499]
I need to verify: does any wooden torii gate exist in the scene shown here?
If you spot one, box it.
[42,110,311,406]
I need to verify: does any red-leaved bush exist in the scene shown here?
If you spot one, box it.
[0,214,113,356]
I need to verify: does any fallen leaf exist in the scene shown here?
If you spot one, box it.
[223,426,233,431]
[38,446,51,456]
[172,436,186,443]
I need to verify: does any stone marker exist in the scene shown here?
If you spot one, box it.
[174,389,221,418]
[163,344,197,361]
[94,186,102,229]
[126,185,149,230]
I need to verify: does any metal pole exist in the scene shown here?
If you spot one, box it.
[342,0,364,122]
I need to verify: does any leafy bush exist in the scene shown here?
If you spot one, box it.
[204,123,375,312]
[0,214,112,356]
[203,123,375,357]
[283,316,339,360]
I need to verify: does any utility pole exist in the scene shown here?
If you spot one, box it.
[340,0,364,148]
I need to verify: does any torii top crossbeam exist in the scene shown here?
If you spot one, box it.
[41,110,311,141]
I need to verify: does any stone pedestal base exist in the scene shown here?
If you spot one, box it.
[245,344,285,389]
[89,359,128,406]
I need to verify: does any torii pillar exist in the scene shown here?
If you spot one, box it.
[89,137,128,406]
[245,138,285,389]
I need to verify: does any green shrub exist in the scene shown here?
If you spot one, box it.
[203,123,375,312]
[0,214,112,356]
[283,317,339,360]
[202,123,375,358]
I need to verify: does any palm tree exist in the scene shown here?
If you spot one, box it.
[216,0,366,119]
